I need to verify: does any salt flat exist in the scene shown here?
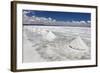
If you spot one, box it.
[23,26,91,63]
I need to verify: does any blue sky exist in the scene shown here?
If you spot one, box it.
[23,10,91,22]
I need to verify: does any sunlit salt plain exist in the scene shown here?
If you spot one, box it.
[22,26,91,63]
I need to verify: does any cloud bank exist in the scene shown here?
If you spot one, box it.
[23,11,91,27]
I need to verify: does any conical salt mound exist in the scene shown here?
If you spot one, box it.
[68,36,89,51]
[45,31,56,41]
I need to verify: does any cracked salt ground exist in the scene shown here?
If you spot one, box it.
[23,26,91,63]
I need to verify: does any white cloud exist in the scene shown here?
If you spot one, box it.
[87,20,91,24]
[72,21,80,24]
[48,17,52,21]
[79,21,87,24]
[23,10,30,15]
